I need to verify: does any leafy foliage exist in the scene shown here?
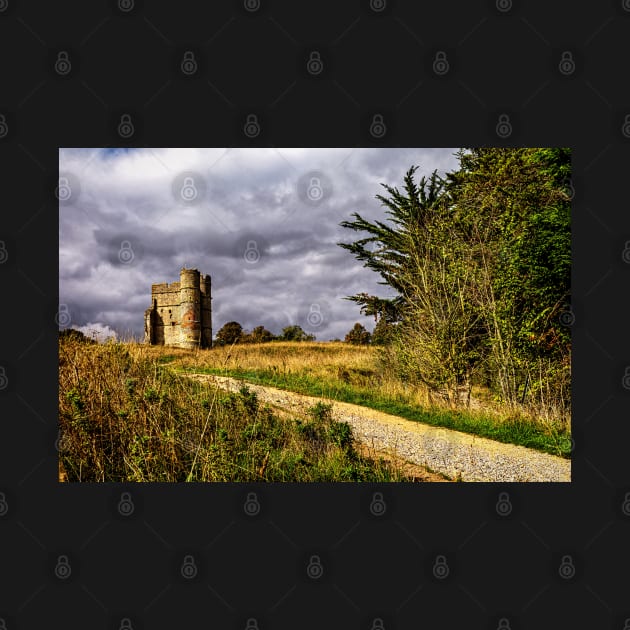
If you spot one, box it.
[339,149,571,424]
[344,323,372,345]
[241,325,275,344]
[370,317,395,345]
[279,325,315,342]
[215,321,244,346]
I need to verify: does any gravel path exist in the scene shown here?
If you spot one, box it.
[186,374,571,483]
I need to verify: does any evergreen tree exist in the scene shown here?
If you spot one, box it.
[337,166,447,323]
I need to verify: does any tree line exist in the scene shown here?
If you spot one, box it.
[213,321,380,346]
[213,322,315,346]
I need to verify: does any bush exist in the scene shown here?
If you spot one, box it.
[344,323,371,345]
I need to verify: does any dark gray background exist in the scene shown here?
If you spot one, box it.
[1,0,629,628]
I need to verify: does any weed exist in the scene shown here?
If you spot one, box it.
[58,338,409,482]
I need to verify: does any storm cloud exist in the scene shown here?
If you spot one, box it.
[59,147,459,341]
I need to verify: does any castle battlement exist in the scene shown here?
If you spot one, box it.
[151,281,181,292]
[145,268,212,349]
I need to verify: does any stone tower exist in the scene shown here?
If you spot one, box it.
[144,268,212,349]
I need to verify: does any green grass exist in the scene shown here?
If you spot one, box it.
[179,366,572,458]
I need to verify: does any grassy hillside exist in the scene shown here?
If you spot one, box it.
[58,337,411,482]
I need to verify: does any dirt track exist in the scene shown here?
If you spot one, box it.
[185,373,571,483]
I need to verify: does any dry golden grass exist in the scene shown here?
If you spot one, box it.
[176,342,568,426]
[164,340,571,457]
[173,341,439,408]
[58,336,412,482]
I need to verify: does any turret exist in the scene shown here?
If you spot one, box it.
[179,268,201,349]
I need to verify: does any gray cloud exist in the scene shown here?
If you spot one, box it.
[60,148,459,341]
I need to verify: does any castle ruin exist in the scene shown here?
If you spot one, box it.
[144,268,212,349]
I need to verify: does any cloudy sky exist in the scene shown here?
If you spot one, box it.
[59,147,460,342]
